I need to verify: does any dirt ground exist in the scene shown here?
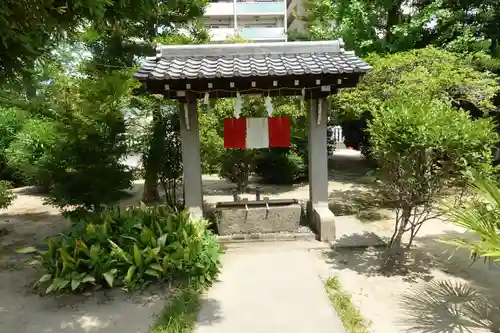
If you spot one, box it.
[325,216,500,333]
[322,152,500,333]
[0,181,174,333]
[0,150,499,333]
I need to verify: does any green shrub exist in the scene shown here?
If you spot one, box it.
[0,107,28,185]
[18,206,222,294]
[333,47,500,155]
[42,72,132,209]
[4,73,133,209]
[369,95,497,269]
[219,149,256,192]
[199,111,224,174]
[5,118,59,188]
[255,149,306,184]
[442,173,500,264]
[0,180,15,209]
[159,107,183,206]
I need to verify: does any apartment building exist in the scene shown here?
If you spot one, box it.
[203,0,288,42]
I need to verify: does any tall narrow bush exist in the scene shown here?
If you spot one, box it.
[368,95,497,270]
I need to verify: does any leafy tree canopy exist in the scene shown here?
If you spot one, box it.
[295,0,500,57]
[0,0,110,84]
[333,47,500,121]
[81,0,208,71]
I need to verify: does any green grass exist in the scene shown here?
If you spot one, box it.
[324,277,371,333]
[150,284,203,333]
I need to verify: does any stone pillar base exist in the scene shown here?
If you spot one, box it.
[307,201,336,242]
[187,206,204,220]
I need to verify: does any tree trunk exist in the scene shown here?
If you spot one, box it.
[142,106,165,203]
[390,226,405,249]
[491,36,498,57]
[385,1,403,47]
[23,60,36,98]
[383,206,411,272]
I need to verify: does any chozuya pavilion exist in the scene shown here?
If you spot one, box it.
[133,39,371,242]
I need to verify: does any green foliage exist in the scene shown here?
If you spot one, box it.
[199,112,224,174]
[130,25,208,204]
[273,97,309,170]
[7,71,134,209]
[214,97,262,189]
[150,284,203,333]
[370,97,497,175]
[204,96,309,187]
[156,26,210,46]
[159,103,183,206]
[441,173,500,262]
[140,98,168,203]
[300,0,385,54]
[297,0,500,162]
[82,0,209,71]
[44,72,134,209]
[0,107,27,152]
[0,0,110,84]
[219,149,256,192]
[0,107,28,184]
[435,0,500,56]
[255,149,306,185]
[333,47,500,155]
[0,180,15,209]
[324,277,372,333]
[131,97,184,204]
[335,47,499,121]
[369,96,497,256]
[6,119,59,188]
[19,206,222,294]
[298,0,500,58]
[297,0,435,54]
[465,51,500,75]
[224,35,253,44]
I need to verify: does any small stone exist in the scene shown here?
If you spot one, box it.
[231,234,245,241]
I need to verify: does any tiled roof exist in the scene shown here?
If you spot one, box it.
[134,40,371,81]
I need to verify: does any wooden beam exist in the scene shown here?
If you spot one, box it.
[136,73,362,99]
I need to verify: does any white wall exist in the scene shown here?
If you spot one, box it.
[204,18,234,27]
[238,16,284,27]
[205,2,234,16]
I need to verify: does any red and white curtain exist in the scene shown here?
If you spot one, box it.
[224,116,291,149]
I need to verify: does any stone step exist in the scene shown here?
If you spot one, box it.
[218,230,316,243]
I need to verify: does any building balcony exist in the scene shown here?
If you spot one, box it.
[236,1,285,15]
[205,2,234,16]
[205,1,285,17]
[239,27,285,40]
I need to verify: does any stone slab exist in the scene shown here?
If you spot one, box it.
[332,215,386,248]
[195,242,347,333]
[215,204,302,235]
[217,230,315,243]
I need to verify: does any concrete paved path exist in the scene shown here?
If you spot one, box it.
[195,241,346,333]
